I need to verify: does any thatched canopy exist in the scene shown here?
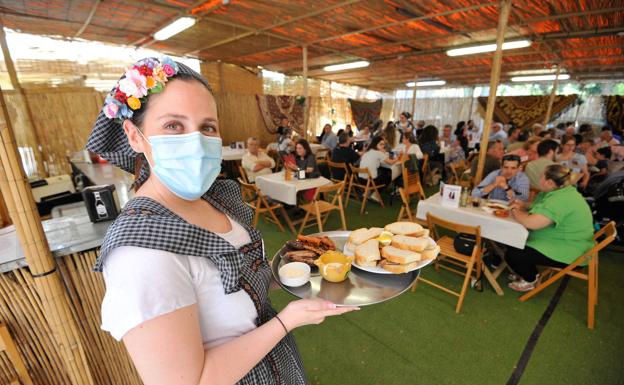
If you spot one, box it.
[0,0,622,90]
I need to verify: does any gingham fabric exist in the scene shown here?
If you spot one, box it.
[95,180,306,384]
[84,61,211,188]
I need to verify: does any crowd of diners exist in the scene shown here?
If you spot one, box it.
[243,114,622,292]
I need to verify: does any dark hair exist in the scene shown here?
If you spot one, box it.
[456,121,465,131]
[537,139,559,156]
[544,164,572,187]
[400,111,411,120]
[538,131,548,138]
[579,123,592,134]
[296,139,312,157]
[418,124,438,145]
[573,133,583,145]
[597,146,612,159]
[338,133,350,145]
[486,140,501,152]
[508,126,519,138]
[367,136,384,152]
[130,73,212,129]
[345,124,352,131]
[337,129,345,137]
[371,119,383,134]
[556,122,566,130]
[403,132,417,144]
[323,123,332,132]
[561,134,576,146]
[518,129,530,142]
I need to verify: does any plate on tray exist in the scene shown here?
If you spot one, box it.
[271,231,420,306]
[342,237,437,274]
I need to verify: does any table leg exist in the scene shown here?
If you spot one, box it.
[279,206,297,234]
[482,265,504,296]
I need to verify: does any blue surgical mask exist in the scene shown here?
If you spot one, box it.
[138,130,222,200]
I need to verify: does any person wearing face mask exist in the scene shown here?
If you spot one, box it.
[86,57,357,385]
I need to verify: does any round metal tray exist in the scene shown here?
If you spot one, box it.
[271,231,420,306]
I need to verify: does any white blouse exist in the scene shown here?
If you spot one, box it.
[100,215,258,348]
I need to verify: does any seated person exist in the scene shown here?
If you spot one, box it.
[524,139,558,189]
[359,137,400,196]
[508,136,540,163]
[444,138,466,165]
[330,133,360,180]
[470,140,504,177]
[319,124,338,150]
[395,132,423,160]
[471,154,530,202]
[594,146,612,176]
[506,164,594,291]
[286,139,318,177]
[557,134,590,189]
[241,137,275,182]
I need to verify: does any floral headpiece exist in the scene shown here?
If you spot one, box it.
[103,56,179,122]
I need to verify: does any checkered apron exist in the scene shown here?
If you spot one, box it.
[95,180,306,384]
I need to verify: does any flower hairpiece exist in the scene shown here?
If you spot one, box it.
[103,56,179,122]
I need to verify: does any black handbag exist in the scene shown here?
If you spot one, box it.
[453,233,476,256]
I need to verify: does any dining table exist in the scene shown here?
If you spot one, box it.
[255,171,332,206]
[416,192,529,295]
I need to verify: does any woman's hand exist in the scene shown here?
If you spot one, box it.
[278,299,359,331]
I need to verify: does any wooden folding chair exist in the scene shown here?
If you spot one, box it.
[0,322,34,385]
[396,158,426,223]
[327,160,349,185]
[298,182,347,235]
[346,164,385,214]
[413,213,482,313]
[519,221,617,329]
[446,159,467,185]
[315,148,330,165]
[238,179,295,234]
[238,165,251,184]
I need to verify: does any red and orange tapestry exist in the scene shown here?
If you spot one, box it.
[255,95,305,136]
[348,98,382,130]
[603,96,624,133]
[477,95,579,129]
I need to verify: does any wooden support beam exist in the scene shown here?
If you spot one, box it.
[303,46,309,140]
[410,76,418,119]
[0,24,46,177]
[475,0,512,185]
[189,0,363,53]
[74,0,101,38]
[543,65,561,127]
[0,85,95,385]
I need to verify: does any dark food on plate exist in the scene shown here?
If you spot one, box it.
[282,235,336,266]
[494,209,510,217]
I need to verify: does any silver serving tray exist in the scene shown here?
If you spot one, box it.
[271,231,420,306]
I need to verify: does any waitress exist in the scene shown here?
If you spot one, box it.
[86,57,357,385]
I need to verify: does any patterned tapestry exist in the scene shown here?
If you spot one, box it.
[348,98,382,130]
[255,95,305,136]
[603,96,624,133]
[476,95,579,129]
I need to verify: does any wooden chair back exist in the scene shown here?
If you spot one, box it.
[238,165,250,184]
[519,221,616,329]
[346,164,385,214]
[427,212,482,248]
[327,160,349,184]
[298,182,347,234]
[401,158,426,200]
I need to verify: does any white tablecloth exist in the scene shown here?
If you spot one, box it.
[416,193,529,249]
[255,172,332,205]
[222,147,246,161]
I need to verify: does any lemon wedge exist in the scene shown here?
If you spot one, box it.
[377,231,393,246]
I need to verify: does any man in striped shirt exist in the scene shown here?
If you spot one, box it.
[471,154,530,202]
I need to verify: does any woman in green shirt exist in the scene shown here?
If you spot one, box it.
[505,164,594,292]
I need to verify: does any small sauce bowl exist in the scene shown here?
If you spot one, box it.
[279,262,311,287]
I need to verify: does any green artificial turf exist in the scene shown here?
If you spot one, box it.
[256,190,624,385]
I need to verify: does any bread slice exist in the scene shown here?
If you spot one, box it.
[422,245,441,259]
[355,239,381,262]
[391,235,429,252]
[384,222,424,237]
[355,256,378,268]
[379,259,420,274]
[381,245,421,264]
[348,227,383,245]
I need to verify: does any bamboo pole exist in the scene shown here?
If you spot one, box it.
[0,82,95,385]
[474,0,512,184]
[302,45,309,140]
[542,65,561,127]
[467,86,476,121]
[0,25,46,177]
[410,76,418,119]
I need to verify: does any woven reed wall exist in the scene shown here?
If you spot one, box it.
[201,62,263,94]
[215,91,274,146]
[4,87,104,177]
[0,250,142,385]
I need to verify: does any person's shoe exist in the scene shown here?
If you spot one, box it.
[369,193,381,203]
[508,276,539,292]
[507,273,521,282]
